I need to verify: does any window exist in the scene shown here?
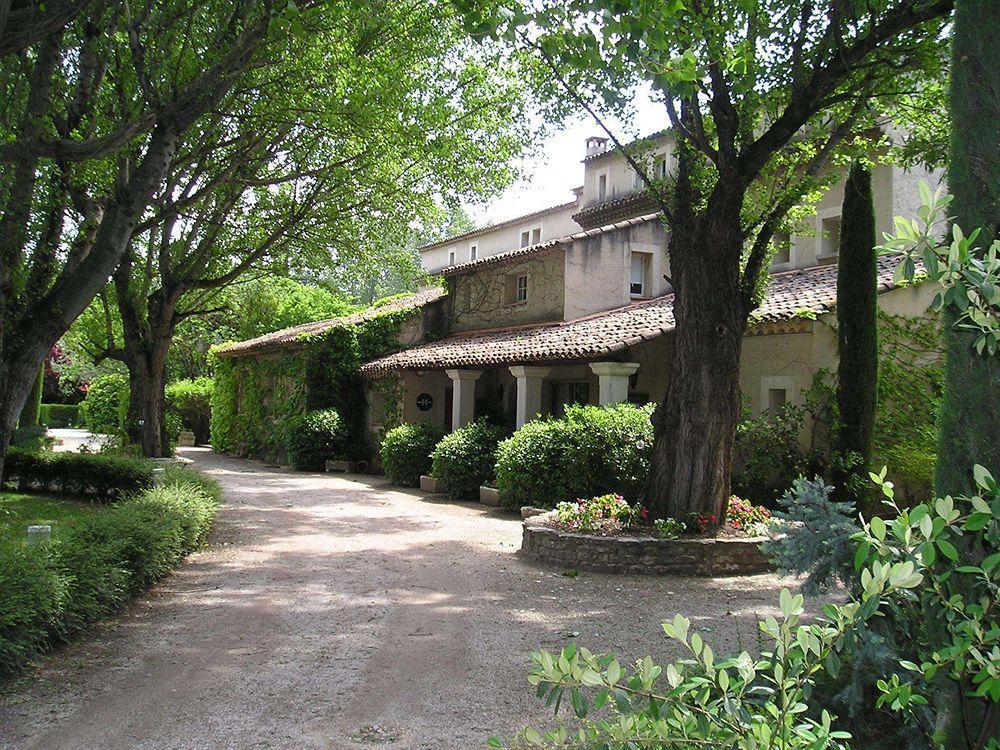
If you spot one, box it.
[531,227,541,244]
[552,382,589,418]
[470,243,478,261]
[520,230,530,248]
[820,216,841,260]
[520,227,541,247]
[767,388,787,413]
[771,233,791,266]
[630,252,651,297]
[654,154,668,179]
[504,273,529,305]
[448,248,456,266]
[598,173,608,201]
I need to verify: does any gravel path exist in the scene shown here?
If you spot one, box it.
[2,449,808,750]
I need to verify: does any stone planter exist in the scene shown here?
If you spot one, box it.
[419,475,440,493]
[326,459,355,473]
[177,430,196,447]
[520,512,773,577]
[479,486,500,507]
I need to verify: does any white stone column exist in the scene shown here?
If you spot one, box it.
[509,366,550,428]
[445,369,482,431]
[589,362,640,405]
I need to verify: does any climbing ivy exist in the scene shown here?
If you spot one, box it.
[210,306,417,464]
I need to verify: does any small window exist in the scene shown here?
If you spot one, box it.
[820,216,841,260]
[772,233,791,266]
[598,173,607,201]
[654,154,667,179]
[531,227,541,244]
[448,248,456,266]
[470,243,478,261]
[504,273,529,305]
[630,252,650,297]
[768,388,787,413]
[520,230,530,248]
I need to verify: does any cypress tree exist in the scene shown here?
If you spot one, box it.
[939,0,1000,496]
[834,162,878,507]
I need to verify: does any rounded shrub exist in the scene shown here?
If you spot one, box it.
[285,409,346,470]
[380,421,446,487]
[494,403,654,510]
[80,373,129,435]
[430,419,509,500]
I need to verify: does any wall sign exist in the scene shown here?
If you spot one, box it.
[416,393,434,411]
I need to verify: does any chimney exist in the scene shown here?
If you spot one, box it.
[585,136,609,158]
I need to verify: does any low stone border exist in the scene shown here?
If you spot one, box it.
[520,512,773,576]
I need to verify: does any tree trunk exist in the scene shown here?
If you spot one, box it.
[125,351,170,458]
[20,366,44,428]
[645,197,747,522]
[834,162,878,510]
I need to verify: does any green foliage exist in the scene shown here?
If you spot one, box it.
[380,421,446,487]
[430,419,509,500]
[2,449,154,501]
[494,403,654,511]
[0,470,220,679]
[284,409,346,471]
[38,404,80,428]
[165,378,213,444]
[554,494,641,534]
[835,162,878,506]
[79,373,128,435]
[733,402,812,504]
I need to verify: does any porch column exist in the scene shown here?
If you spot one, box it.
[509,366,550,428]
[589,362,640,405]
[445,369,482,431]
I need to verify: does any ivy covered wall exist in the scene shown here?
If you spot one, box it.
[210,305,420,464]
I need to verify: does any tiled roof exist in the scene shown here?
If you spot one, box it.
[440,212,664,277]
[417,197,581,253]
[360,256,911,376]
[573,190,662,229]
[583,129,672,162]
[215,287,446,358]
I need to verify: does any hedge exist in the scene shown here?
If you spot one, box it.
[2,449,155,500]
[38,404,79,428]
[79,373,128,435]
[430,419,509,500]
[0,465,220,679]
[380,421,446,486]
[285,408,346,470]
[165,377,213,444]
[494,403,655,510]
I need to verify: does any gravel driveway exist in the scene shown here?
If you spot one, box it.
[1,448,807,750]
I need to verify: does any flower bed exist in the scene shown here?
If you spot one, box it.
[520,494,775,576]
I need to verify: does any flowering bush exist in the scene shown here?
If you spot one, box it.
[726,495,771,535]
[554,494,642,534]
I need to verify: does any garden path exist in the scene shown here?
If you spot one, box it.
[2,449,809,749]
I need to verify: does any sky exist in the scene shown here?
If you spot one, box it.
[467,89,667,226]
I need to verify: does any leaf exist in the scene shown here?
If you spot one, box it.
[580,669,604,688]
[870,516,886,541]
[937,538,959,561]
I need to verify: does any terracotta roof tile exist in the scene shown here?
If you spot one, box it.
[360,256,912,376]
[216,287,446,358]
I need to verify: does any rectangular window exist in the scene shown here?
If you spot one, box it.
[504,273,529,305]
[531,227,541,244]
[470,243,478,261]
[552,382,589,418]
[772,233,791,266]
[654,154,667,179]
[448,248,456,266]
[820,216,841,260]
[516,274,528,302]
[520,230,530,248]
[630,252,650,297]
[768,388,787,412]
[598,173,607,201]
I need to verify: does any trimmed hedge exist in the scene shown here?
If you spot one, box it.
[79,373,128,435]
[285,409,346,470]
[380,421,446,487]
[494,403,655,510]
[38,404,79,428]
[2,449,154,500]
[165,377,213,444]
[430,419,509,500]
[0,465,220,679]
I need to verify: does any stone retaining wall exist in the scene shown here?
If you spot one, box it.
[520,515,773,576]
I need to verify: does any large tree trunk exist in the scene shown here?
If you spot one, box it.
[124,348,170,458]
[0,356,48,480]
[645,191,748,522]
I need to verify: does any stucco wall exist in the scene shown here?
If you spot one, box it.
[580,133,675,209]
[449,249,566,332]
[420,201,581,273]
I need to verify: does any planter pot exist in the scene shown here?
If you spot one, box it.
[479,486,500,507]
[419,475,439,493]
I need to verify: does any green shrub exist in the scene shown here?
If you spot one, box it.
[430,419,508,500]
[79,373,128,435]
[0,471,220,679]
[2,449,154,500]
[285,409,346,470]
[165,377,213,444]
[494,403,654,510]
[38,404,79,428]
[380,421,446,486]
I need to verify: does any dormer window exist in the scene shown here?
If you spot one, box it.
[470,242,478,261]
[630,252,651,297]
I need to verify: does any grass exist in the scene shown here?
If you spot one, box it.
[0,492,103,543]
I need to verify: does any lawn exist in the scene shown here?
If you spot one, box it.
[0,492,102,543]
